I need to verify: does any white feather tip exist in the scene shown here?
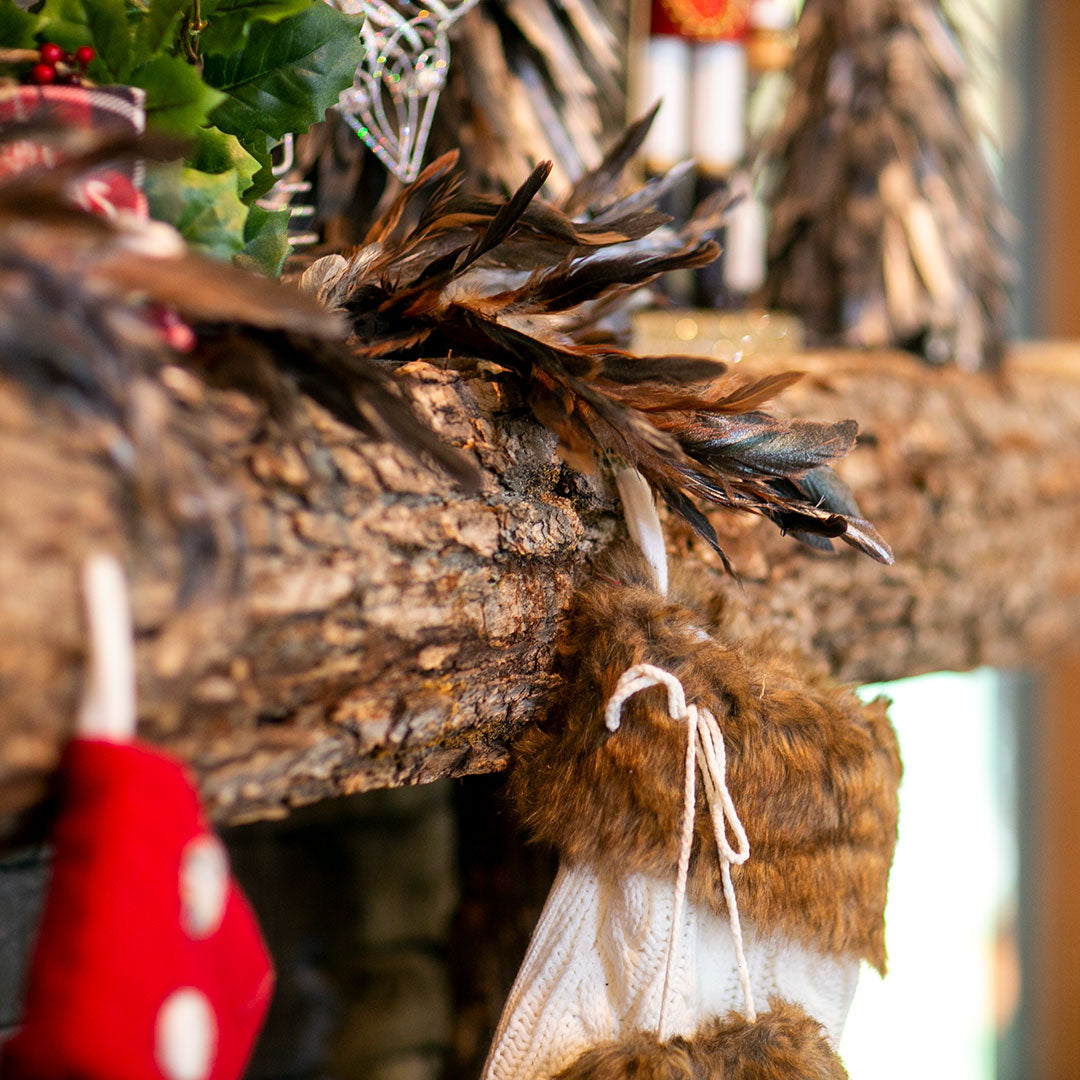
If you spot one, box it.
[615,468,668,595]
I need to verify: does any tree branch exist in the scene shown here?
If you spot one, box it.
[2,344,1078,832]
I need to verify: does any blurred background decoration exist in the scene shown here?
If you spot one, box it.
[762,0,1012,370]
[843,670,1024,1080]
[287,0,1016,370]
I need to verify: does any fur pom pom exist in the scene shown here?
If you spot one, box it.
[510,546,901,973]
[556,1002,848,1080]
[554,1034,693,1080]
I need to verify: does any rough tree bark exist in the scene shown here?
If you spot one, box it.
[2,342,1079,834]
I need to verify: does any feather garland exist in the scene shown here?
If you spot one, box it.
[300,131,893,566]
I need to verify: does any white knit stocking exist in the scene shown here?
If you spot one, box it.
[480,864,860,1080]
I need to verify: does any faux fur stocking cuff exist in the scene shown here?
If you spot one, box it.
[555,1001,848,1080]
[510,547,901,972]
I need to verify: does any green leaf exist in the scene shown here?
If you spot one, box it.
[132,0,189,63]
[237,130,276,203]
[0,0,41,48]
[145,162,248,259]
[198,0,310,56]
[190,125,260,197]
[36,0,95,51]
[203,2,363,143]
[129,54,225,135]
[37,0,131,81]
[235,203,291,276]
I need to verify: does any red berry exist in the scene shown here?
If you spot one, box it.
[39,42,63,64]
[30,62,56,85]
[75,45,95,66]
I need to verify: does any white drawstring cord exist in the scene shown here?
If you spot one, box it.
[604,663,757,1037]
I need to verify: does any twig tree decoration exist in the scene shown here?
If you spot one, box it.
[763,0,1012,370]
[444,0,627,197]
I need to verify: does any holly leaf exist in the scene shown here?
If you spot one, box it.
[0,0,42,48]
[198,0,312,56]
[203,3,364,144]
[36,0,95,51]
[190,125,261,198]
[37,0,131,81]
[235,130,277,203]
[130,55,226,136]
[146,162,249,260]
[235,203,291,276]
[133,0,191,64]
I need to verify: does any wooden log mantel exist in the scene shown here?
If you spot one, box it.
[3,341,1079,833]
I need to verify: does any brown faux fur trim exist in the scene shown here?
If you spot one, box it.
[511,546,901,972]
[555,1001,847,1080]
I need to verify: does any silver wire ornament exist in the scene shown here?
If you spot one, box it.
[334,0,481,182]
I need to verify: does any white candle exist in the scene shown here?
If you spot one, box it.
[640,35,693,172]
[691,40,747,175]
[723,175,767,295]
[750,0,796,31]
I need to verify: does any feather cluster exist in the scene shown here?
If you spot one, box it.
[301,117,893,566]
[764,0,1011,370]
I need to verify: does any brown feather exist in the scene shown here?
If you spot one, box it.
[562,103,663,218]
[94,252,346,339]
